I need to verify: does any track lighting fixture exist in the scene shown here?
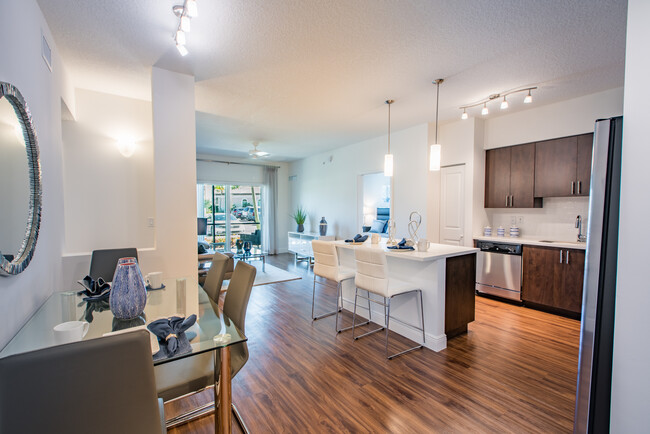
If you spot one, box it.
[460,86,537,119]
[172,1,198,56]
[524,90,533,104]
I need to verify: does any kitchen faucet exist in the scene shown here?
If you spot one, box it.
[576,215,587,242]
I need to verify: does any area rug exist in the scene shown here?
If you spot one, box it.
[222,262,301,289]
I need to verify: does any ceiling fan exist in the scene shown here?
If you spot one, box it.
[248,141,269,159]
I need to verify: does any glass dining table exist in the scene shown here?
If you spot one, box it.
[0,277,243,434]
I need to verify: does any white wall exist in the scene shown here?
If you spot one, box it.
[62,89,155,253]
[610,0,650,430]
[361,172,390,226]
[428,117,485,246]
[484,87,624,149]
[0,0,68,349]
[196,154,291,253]
[290,124,428,241]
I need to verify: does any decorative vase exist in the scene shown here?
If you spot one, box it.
[297,223,304,233]
[319,217,328,236]
[110,260,147,320]
[236,239,243,253]
[243,241,252,253]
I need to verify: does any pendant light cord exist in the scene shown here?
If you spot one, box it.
[388,101,391,154]
[435,80,440,144]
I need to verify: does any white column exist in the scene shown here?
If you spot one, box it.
[149,67,197,279]
[610,0,650,430]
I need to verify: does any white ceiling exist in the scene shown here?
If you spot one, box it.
[38,0,627,161]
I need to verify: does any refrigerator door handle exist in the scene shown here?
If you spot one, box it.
[566,250,570,264]
[571,181,575,195]
[578,181,582,195]
[559,249,563,263]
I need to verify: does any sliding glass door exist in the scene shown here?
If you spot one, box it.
[198,184,263,252]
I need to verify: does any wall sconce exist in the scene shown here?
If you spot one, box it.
[117,140,135,158]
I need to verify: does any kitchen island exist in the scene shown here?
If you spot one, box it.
[334,240,478,352]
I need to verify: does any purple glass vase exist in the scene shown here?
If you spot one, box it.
[110,261,147,320]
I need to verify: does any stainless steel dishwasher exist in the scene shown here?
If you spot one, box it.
[475,241,523,301]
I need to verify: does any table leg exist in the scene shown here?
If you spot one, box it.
[216,346,232,434]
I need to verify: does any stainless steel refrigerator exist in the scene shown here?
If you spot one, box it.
[574,116,623,433]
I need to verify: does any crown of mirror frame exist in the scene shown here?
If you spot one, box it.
[0,82,42,276]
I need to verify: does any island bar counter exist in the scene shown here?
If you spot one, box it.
[334,241,478,352]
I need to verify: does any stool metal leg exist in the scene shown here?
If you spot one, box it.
[336,280,364,333]
[385,290,425,360]
[352,289,385,341]
[312,275,338,321]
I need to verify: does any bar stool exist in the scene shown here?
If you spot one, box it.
[311,240,364,333]
[352,247,425,359]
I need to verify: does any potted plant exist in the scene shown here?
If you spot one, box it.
[291,207,307,233]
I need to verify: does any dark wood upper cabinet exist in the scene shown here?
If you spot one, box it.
[576,133,594,196]
[534,136,577,197]
[485,143,540,208]
[534,133,593,198]
[522,245,585,315]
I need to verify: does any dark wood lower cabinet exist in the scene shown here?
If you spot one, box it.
[522,245,585,316]
[445,253,476,337]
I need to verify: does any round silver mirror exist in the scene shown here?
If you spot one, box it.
[0,82,42,276]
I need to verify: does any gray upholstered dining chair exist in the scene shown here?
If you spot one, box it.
[352,247,426,359]
[201,251,232,300]
[198,252,234,287]
[0,331,165,434]
[155,261,256,430]
[89,247,138,281]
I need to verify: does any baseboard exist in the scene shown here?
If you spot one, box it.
[341,298,447,352]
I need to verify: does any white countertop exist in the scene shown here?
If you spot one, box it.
[473,235,587,250]
[334,240,478,261]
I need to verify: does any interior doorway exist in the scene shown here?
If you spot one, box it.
[359,172,391,231]
[440,164,466,246]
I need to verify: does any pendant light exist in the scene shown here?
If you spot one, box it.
[429,79,443,172]
[384,99,394,177]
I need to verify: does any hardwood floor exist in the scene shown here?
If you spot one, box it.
[167,253,580,433]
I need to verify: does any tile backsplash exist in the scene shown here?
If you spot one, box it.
[485,197,589,241]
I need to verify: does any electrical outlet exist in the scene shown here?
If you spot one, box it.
[517,216,524,225]
[510,216,516,225]
[147,217,155,228]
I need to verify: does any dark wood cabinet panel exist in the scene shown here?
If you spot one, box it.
[510,143,536,208]
[523,246,557,306]
[485,144,539,208]
[535,136,578,197]
[485,147,511,208]
[576,133,593,196]
[523,245,585,316]
[445,253,476,337]
[555,249,585,313]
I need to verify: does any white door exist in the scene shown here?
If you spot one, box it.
[440,165,465,246]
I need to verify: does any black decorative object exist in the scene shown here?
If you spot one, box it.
[319,217,328,236]
[236,239,244,253]
[297,223,304,233]
[243,241,252,253]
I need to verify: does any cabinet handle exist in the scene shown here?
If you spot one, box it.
[559,250,563,263]
[566,250,570,264]
[578,181,582,195]
[571,182,575,195]
[506,195,509,207]
[510,195,513,208]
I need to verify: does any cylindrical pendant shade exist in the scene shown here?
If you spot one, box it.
[384,154,393,177]
[429,144,441,171]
